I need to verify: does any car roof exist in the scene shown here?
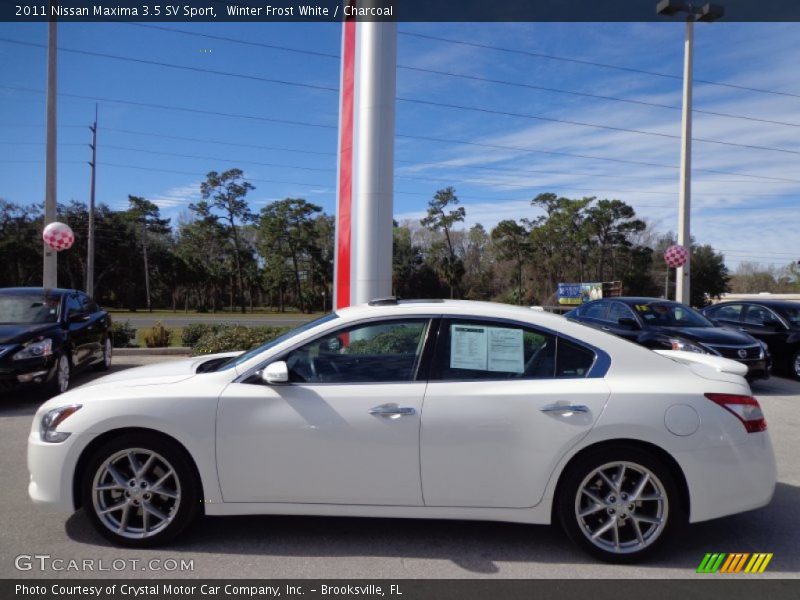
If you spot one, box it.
[710,299,800,309]
[581,297,680,306]
[0,287,75,296]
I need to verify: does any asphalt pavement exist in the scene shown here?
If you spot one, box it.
[0,357,798,579]
[112,314,316,329]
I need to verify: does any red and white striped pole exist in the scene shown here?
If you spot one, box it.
[334,11,397,309]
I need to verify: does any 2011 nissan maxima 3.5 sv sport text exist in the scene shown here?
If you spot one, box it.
[27,299,776,562]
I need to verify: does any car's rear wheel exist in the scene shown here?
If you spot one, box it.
[93,337,112,371]
[557,446,683,562]
[81,433,201,547]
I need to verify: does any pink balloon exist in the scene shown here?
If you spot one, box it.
[42,221,75,252]
[664,244,689,268]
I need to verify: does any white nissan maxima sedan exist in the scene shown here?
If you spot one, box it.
[28,299,776,561]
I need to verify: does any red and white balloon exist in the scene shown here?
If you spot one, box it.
[42,221,75,252]
[664,244,689,268]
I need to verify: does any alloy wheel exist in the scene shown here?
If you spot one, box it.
[574,461,668,555]
[104,338,113,368]
[57,355,70,393]
[91,448,181,539]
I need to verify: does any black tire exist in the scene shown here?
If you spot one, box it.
[790,349,800,380]
[45,353,71,397]
[93,336,112,372]
[80,432,201,547]
[556,445,684,563]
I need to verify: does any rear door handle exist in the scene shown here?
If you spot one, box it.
[541,403,590,414]
[369,404,416,417]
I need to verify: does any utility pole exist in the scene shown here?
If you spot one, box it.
[657,1,724,304]
[43,14,58,288]
[141,220,152,312]
[86,104,98,297]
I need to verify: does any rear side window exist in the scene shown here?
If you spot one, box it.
[430,319,596,381]
[582,302,608,321]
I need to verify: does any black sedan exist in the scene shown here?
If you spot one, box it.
[566,297,770,379]
[702,299,800,380]
[0,287,111,396]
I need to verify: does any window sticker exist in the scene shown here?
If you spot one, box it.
[450,324,525,373]
[487,327,524,373]
[450,325,488,370]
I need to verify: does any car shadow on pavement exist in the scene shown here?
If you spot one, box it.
[751,376,800,397]
[64,481,800,575]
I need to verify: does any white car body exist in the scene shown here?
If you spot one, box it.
[28,301,776,548]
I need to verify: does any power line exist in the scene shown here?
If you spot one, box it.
[398,65,800,130]
[398,31,800,101]
[397,97,800,157]
[0,38,339,93]
[103,144,334,173]
[125,23,800,129]
[0,84,338,130]
[6,37,800,158]
[5,83,800,184]
[396,133,800,184]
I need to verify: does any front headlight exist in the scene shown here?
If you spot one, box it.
[40,405,81,443]
[669,338,709,354]
[12,338,53,361]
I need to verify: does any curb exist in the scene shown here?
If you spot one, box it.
[115,347,192,356]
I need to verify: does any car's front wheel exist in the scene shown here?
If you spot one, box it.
[557,446,683,562]
[791,349,800,380]
[81,433,201,547]
[46,353,71,396]
[93,337,112,371]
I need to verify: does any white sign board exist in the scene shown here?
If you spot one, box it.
[450,324,524,374]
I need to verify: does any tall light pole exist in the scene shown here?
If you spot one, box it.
[657,1,724,305]
[43,13,58,288]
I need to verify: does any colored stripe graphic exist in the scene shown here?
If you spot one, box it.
[335,16,356,309]
[745,553,774,573]
[697,553,726,573]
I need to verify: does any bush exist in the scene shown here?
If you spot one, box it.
[181,323,222,347]
[110,320,137,348]
[192,325,288,355]
[143,321,173,348]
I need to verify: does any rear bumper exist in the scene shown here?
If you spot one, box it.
[676,432,776,523]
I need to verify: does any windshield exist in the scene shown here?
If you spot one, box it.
[0,294,61,324]
[215,312,339,371]
[777,305,800,327]
[632,302,714,328]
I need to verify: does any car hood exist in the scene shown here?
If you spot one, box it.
[0,323,60,345]
[662,326,756,345]
[78,351,243,388]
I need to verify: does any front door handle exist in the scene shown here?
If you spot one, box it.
[369,404,416,417]
[541,403,590,415]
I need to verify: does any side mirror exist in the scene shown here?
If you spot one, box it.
[261,361,289,384]
[618,317,639,330]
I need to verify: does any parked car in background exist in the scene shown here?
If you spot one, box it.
[702,299,800,380]
[0,288,112,395]
[566,297,770,380]
[29,299,776,562]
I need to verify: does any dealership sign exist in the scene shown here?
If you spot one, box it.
[557,283,603,305]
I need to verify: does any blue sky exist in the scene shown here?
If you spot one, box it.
[1,21,799,270]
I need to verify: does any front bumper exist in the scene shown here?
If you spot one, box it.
[27,429,84,512]
[0,355,58,393]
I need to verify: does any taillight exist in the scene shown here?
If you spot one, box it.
[705,393,767,433]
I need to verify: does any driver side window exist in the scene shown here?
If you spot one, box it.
[283,318,430,384]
